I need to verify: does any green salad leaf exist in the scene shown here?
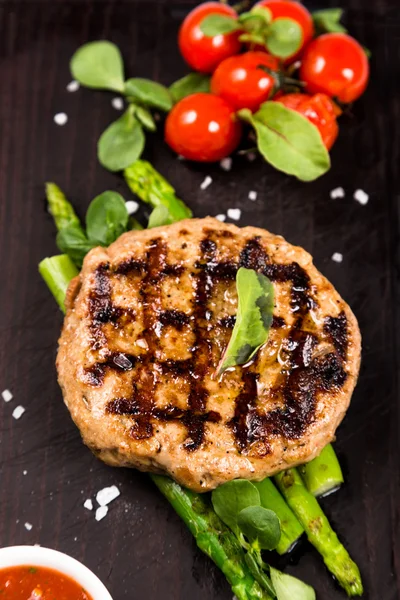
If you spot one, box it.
[199,14,241,36]
[270,567,316,600]
[266,18,302,59]
[98,108,145,172]
[312,8,347,34]
[70,41,125,92]
[238,506,281,551]
[56,224,95,267]
[134,106,157,132]
[169,73,211,103]
[218,267,274,374]
[125,78,173,112]
[148,204,173,229]
[212,480,261,537]
[239,103,330,182]
[86,191,128,245]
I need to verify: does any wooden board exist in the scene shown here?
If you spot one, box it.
[0,1,399,598]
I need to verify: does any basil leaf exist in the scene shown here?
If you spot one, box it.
[218,267,274,374]
[312,9,347,34]
[211,480,260,536]
[70,41,125,93]
[134,106,157,132]
[270,567,316,600]
[169,73,211,103]
[239,102,330,182]
[148,204,173,229]
[124,78,173,112]
[86,191,128,246]
[98,108,145,172]
[199,14,241,36]
[238,506,281,550]
[56,224,96,267]
[266,18,302,59]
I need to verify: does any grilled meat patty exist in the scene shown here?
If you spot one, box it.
[57,218,361,492]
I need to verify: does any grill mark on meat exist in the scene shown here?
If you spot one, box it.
[159,310,190,330]
[114,258,147,275]
[229,372,262,452]
[88,264,113,349]
[83,352,139,387]
[271,315,286,329]
[219,315,236,328]
[324,312,348,359]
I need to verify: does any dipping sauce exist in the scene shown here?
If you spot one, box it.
[0,566,93,599]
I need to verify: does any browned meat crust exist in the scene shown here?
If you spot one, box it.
[57,218,361,491]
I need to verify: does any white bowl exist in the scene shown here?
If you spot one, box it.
[0,546,113,599]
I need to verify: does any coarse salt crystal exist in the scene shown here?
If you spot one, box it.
[111,97,124,110]
[246,152,257,162]
[96,485,120,507]
[354,189,369,205]
[95,505,109,522]
[125,200,139,215]
[248,191,257,201]
[54,112,68,126]
[227,208,241,221]
[24,522,33,531]
[332,252,343,263]
[12,406,25,420]
[200,176,212,191]
[2,389,13,402]
[23,470,27,476]
[215,214,226,222]
[136,339,148,349]
[84,499,93,511]
[220,157,232,171]
[330,187,345,199]
[66,80,80,92]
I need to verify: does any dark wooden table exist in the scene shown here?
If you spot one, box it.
[0,0,399,598]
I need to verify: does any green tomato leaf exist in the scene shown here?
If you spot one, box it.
[98,108,145,172]
[239,102,330,182]
[212,480,260,536]
[312,9,347,34]
[238,506,281,550]
[266,18,302,59]
[148,204,174,229]
[218,267,274,374]
[56,224,96,268]
[270,567,316,600]
[70,41,125,93]
[134,106,157,132]
[124,78,173,112]
[169,73,211,103]
[199,14,241,37]
[85,191,128,246]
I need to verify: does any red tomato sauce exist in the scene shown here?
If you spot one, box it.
[0,566,93,599]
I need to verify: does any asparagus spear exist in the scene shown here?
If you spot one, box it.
[124,160,192,222]
[299,444,344,498]
[253,479,304,555]
[38,255,78,312]
[46,182,83,231]
[274,469,363,597]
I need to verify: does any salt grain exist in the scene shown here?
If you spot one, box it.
[332,252,343,263]
[24,522,33,531]
[246,152,257,162]
[96,485,120,507]
[220,157,232,171]
[248,191,257,201]
[66,80,80,92]
[54,112,68,126]
[84,499,93,511]
[125,200,139,215]
[354,189,369,205]
[111,97,124,110]
[12,406,25,420]
[23,470,27,476]
[330,187,345,199]
[95,505,109,522]
[2,389,13,403]
[215,214,226,222]
[227,208,241,221]
[200,176,212,191]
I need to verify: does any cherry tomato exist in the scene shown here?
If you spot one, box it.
[256,0,314,62]
[276,93,339,150]
[300,33,369,103]
[165,93,242,162]
[211,51,279,113]
[178,2,242,74]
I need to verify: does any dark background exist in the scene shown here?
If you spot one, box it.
[0,0,399,598]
